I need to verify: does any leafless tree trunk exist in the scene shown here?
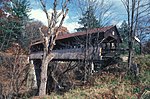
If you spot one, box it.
[38,0,69,96]
[121,0,150,69]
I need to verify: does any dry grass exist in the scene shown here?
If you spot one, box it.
[32,55,150,99]
[0,55,149,98]
[32,73,142,99]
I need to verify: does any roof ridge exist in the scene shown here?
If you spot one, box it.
[30,25,116,45]
[71,25,114,34]
[56,25,115,40]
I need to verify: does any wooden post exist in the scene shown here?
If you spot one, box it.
[27,60,37,89]
[91,62,95,75]
[99,47,102,60]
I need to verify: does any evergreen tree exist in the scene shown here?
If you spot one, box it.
[0,0,31,50]
[119,20,129,49]
[76,5,100,31]
[8,0,31,47]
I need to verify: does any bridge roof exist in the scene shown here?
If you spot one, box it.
[31,25,120,45]
[56,25,114,40]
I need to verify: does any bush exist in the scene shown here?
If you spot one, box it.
[143,41,150,54]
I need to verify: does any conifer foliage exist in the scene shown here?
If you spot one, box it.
[76,5,99,31]
[119,20,129,49]
[0,0,30,50]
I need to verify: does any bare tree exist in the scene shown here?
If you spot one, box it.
[72,0,114,82]
[137,17,150,53]
[75,0,114,27]
[25,21,44,42]
[121,0,150,69]
[0,44,29,98]
[38,0,69,96]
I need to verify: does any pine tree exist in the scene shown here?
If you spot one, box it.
[0,0,31,50]
[76,5,100,31]
[119,20,129,49]
[9,0,30,47]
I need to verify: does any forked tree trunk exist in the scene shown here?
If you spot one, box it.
[39,46,53,95]
[38,0,69,96]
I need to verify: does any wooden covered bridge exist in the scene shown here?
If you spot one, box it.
[29,25,122,89]
[30,25,122,62]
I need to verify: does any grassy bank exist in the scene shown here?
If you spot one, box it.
[32,55,150,99]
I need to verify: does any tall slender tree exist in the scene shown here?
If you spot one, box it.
[75,0,114,82]
[121,0,150,69]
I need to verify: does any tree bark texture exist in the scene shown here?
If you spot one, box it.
[38,0,70,96]
[39,44,54,95]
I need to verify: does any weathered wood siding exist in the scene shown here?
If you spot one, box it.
[30,47,102,61]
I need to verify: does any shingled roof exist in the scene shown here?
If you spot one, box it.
[56,25,114,40]
[31,25,117,45]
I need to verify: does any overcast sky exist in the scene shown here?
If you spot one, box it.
[29,0,127,32]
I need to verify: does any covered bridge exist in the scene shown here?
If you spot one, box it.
[29,25,122,89]
[30,25,122,61]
